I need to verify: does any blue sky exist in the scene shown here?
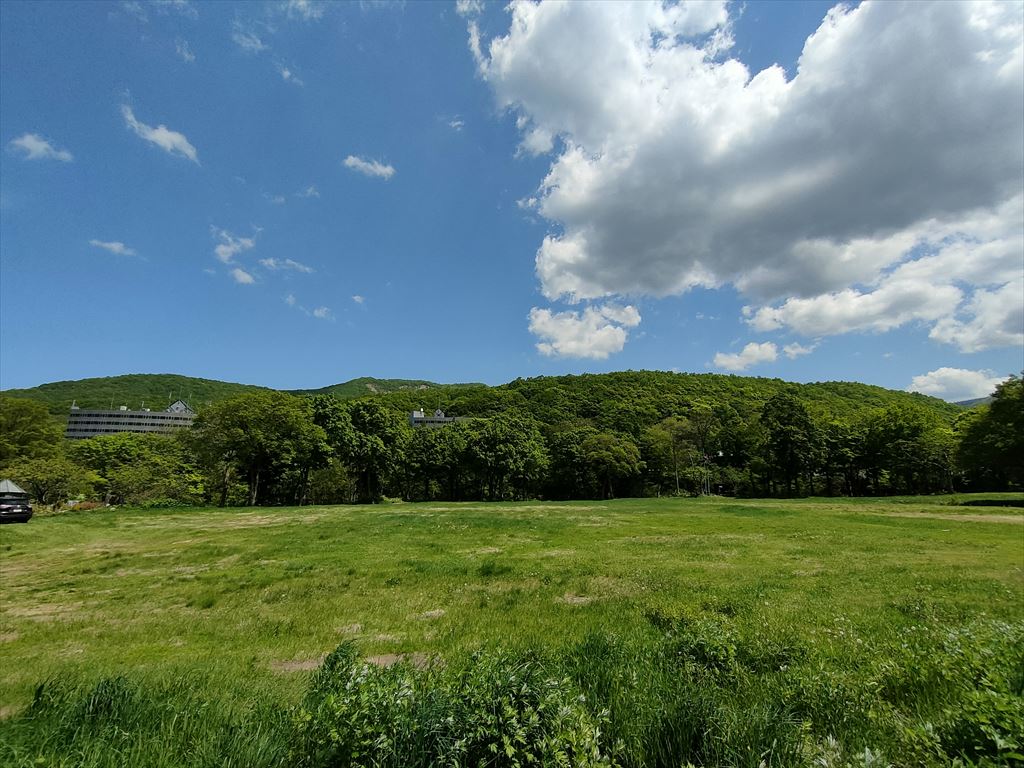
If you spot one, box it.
[1,0,1021,402]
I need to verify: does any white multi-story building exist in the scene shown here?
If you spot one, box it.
[65,399,196,439]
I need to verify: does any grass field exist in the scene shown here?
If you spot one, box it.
[1,495,1022,766]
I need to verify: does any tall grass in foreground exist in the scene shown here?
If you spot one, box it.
[3,611,1021,768]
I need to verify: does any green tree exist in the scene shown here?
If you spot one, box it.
[0,396,63,465]
[580,432,643,500]
[343,400,410,502]
[759,393,821,496]
[957,375,1024,489]
[190,392,328,506]
[4,456,96,505]
[468,413,548,501]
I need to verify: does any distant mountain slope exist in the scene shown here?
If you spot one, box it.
[372,370,965,426]
[1,374,273,416]
[4,371,962,426]
[1,374,478,416]
[955,396,993,408]
[287,377,483,399]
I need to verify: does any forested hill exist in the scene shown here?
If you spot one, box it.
[371,370,965,430]
[0,374,274,415]
[4,370,963,424]
[286,377,482,399]
[0,374,475,415]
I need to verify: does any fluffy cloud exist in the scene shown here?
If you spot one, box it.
[929,278,1024,353]
[122,104,198,163]
[475,1,1023,353]
[343,155,396,179]
[312,306,333,320]
[8,133,73,162]
[782,342,817,359]
[712,342,778,371]
[259,257,313,273]
[231,267,255,285]
[211,227,256,264]
[908,367,1012,402]
[89,239,137,256]
[528,303,641,359]
[352,295,365,304]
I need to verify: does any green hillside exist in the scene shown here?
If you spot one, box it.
[287,377,482,399]
[373,370,964,426]
[1,374,272,416]
[3,370,962,426]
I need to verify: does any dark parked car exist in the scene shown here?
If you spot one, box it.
[0,479,32,523]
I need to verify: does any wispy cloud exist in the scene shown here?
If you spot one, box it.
[211,227,256,264]
[8,133,73,162]
[153,0,198,18]
[89,239,137,256]
[296,185,319,198]
[277,63,304,86]
[352,295,365,304]
[283,0,325,21]
[231,20,268,53]
[312,306,333,320]
[231,267,255,285]
[343,155,395,180]
[122,104,198,164]
[175,39,196,62]
[284,293,297,306]
[259,257,313,273]
[448,118,465,131]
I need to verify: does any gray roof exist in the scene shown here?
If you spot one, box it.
[0,479,27,494]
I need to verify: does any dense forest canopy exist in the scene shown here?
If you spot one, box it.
[1,370,1018,508]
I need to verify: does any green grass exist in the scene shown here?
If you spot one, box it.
[1,495,1022,766]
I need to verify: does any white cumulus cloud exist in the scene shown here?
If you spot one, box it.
[89,239,137,256]
[122,104,198,163]
[343,155,395,179]
[782,342,817,359]
[231,267,255,285]
[312,306,333,319]
[8,133,73,162]
[713,342,778,371]
[473,0,1024,353]
[211,227,256,264]
[528,303,641,359]
[908,367,1012,402]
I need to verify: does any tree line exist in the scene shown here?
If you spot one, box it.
[1,373,1019,507]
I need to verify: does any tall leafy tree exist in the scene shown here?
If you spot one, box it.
[343,400,410,502]
[190,392,328,506]
[0,396,63,465]
[759,393,821,496]
[580,432,643,500]
[958,374,1023,489]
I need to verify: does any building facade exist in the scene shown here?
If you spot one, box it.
[409,408,457,428]
[65,399,196,439]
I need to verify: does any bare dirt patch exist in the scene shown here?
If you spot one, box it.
[6,602,83,622]
[867,511,1023,524]
[366,652,430,669]
[560,594,594,606]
